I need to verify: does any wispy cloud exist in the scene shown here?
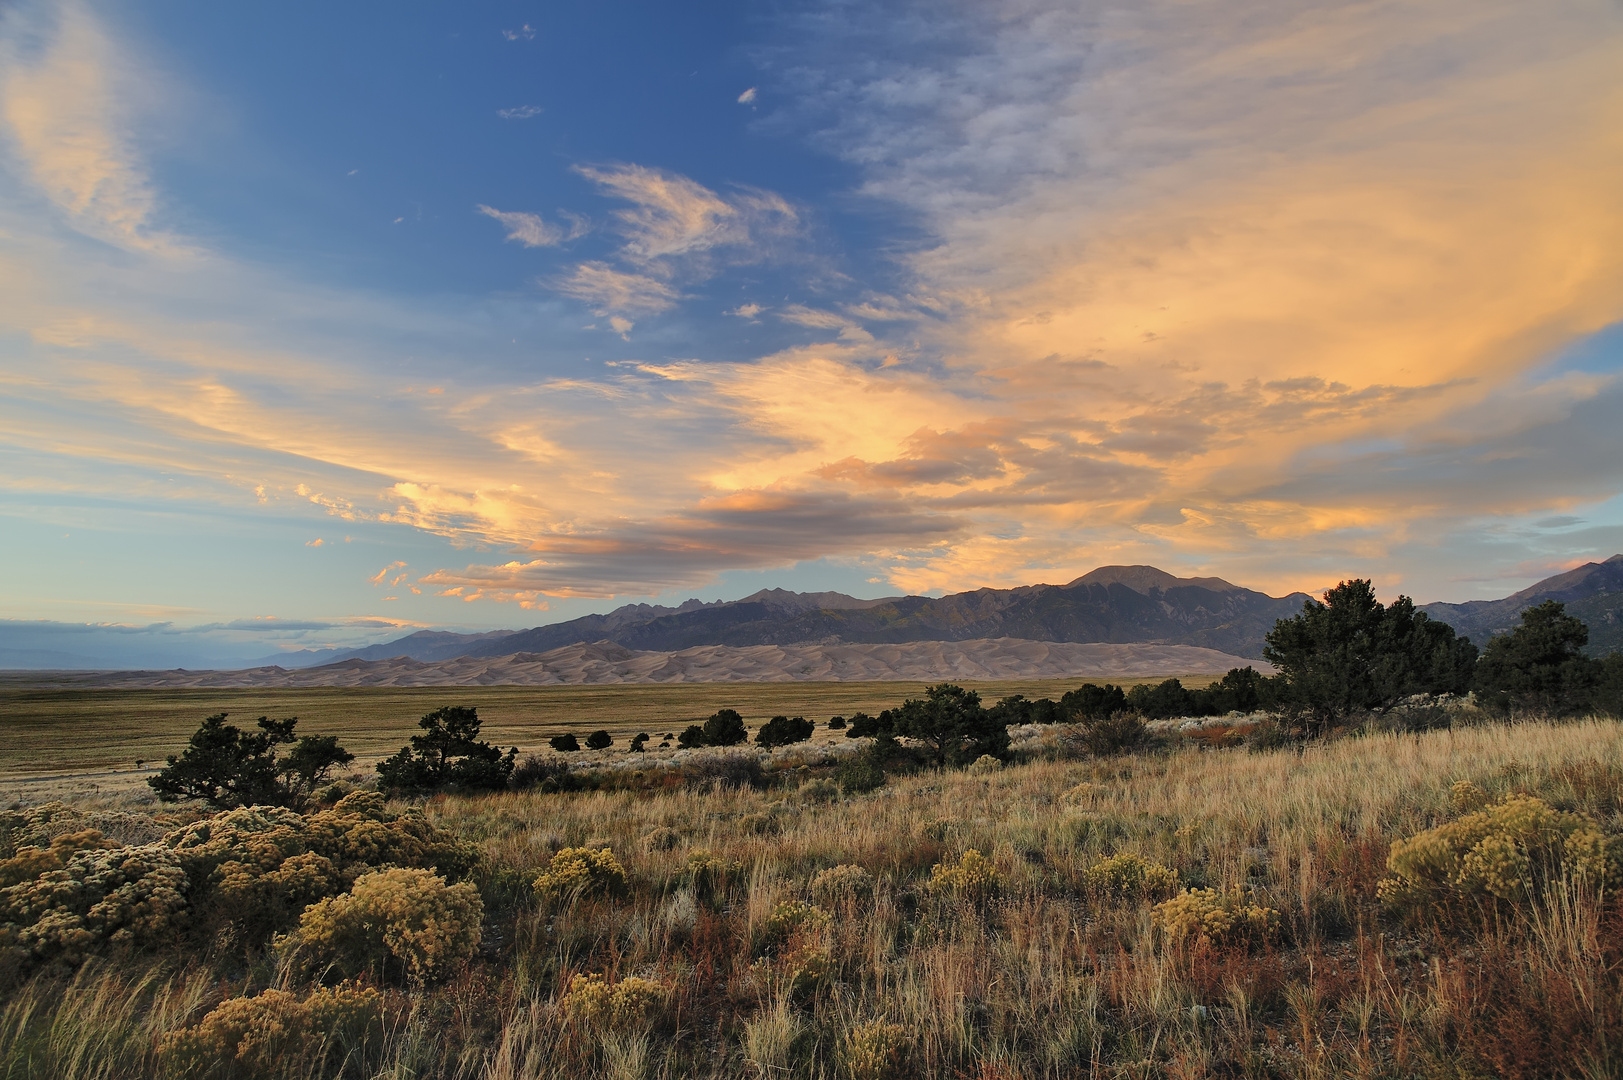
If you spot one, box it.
[737,87,757,105]
[552,261,679,315]
[0,1,186,255]
[574,163,798,266]
[496,104,543,120]
[476,204,588,247]
[501,24,535,42]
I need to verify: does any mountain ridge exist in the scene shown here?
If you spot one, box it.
[1419,555,1623,653]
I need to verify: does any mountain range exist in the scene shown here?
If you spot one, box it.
[1418,554,1623,654]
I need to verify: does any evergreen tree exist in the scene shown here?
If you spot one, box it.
[892,683,1009,767]
[149,713,352,810]
[1474,600,1600,716]
[377,706,517,795]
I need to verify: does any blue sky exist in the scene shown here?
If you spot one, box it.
[3,0,1623,665]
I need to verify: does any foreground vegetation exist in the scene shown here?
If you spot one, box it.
[5,712,1623,1079]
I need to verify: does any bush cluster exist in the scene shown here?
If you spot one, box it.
[533,846,627,901]
[1378,792,1620,916]
[0,792,478,980]
[1152,887,1280,946]
[811,864,875,902]
[755,715,814,749]
[760,900,830,953]
[927,850,1001,901]
[560,972,668,1029]
[157,983,389,1080]
[290,867,483,984]
[844,1019,911,1080]
[1082,852,1180,902]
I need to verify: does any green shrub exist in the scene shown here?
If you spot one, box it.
[157,983,388,1080]
[811,864,875,903]
[677,725,707,749]
[375,706,516,795]
[1082,852,1180,902]
[148,713,352,811]
[800,778,840,802]
[1377,793,1620,918]
[968,753,1003,774]
[586,730,613,750]
[702,709,749,747]
[533,846,627,901]
[292,867,483,983]
[845,1019,911,1080]
[550,734,580,753]
[1152,886,1280,946]
[739,812,781,836]
[1082,713,1149,756]
[836,752,886,794]
[756,715,815,748]
[927,850,1001,901]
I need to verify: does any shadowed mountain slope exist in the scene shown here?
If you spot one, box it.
[1421,555,1623,654]
[463,566,1312,660]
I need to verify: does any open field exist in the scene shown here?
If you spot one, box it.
[0,674,1220,793]
[4,717,1623,1078]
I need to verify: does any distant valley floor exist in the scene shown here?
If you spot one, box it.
[9,637,1270,689]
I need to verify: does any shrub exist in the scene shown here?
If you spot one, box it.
[533,846,628,901]
[292,867,483,983]
[677,725,707,749]
[685,849,741,900]
[550,734,580,753]
[157,983,388,1080]
[836,751,886,794]
[828,716,847,730]
[1450,779,1491,813]
[892,684,1009,767]
[148,713,352,811]
[760,900,830,952]
[845,1019,911,1080]
[641,826,681,853]
[1081,713,1149,756]
[1475,601,1602,716]
[800,778,840,802]
[1062,782,1097,804]
[739,812,781,836]
[1153,886,1280,946]
[0,841,189,974]
[585,730,613,750]
[812,864,875,903]
[1082,852,1180,902]
[968,753,1002,774]
[629,733,649,752]
[511,754,570,790]
[683,754,766,790]
[559,972,668,1029]
[1245,719,1292,753]
[1377,793,1620,918]
[376,707,517,795]
[756,715,815,748]
[927,850,1001,901]
[702,709,749,747]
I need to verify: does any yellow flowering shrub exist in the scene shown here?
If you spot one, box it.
[641,826,681,852]
[292,867,483,983]
[968,754,1003,774]
[1378,793,1620,917]
[685,849,742,900]
[164,793,479,944]
[157,983,388,1080]
[845,1019,911,1080]
[0,841,189,975]
[1152,887,1280,946]
[1082,852,1180,902]
[1449,779,1491,813]
[533,846,627,901]
[760,900,831,954]
[811,864,875,902]
[559,972,668,1029]
[927,850,1002,901]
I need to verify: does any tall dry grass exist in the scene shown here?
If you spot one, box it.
[2,717,1620,1078]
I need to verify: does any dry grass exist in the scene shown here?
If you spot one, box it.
[4,716,1622,1078]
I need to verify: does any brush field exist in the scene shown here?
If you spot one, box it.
[3,712,1622,1078]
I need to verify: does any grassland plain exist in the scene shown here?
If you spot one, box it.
[0,675,1203,792]
[3,715,1623,1078]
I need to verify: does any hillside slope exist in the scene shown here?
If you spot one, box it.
[1421,555,1623,653]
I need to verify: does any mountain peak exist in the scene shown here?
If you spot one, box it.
[1068,565,1243,594]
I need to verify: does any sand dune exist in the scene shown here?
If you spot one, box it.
[61,638,1270,688]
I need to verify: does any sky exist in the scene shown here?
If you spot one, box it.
[3,0,1623,664]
